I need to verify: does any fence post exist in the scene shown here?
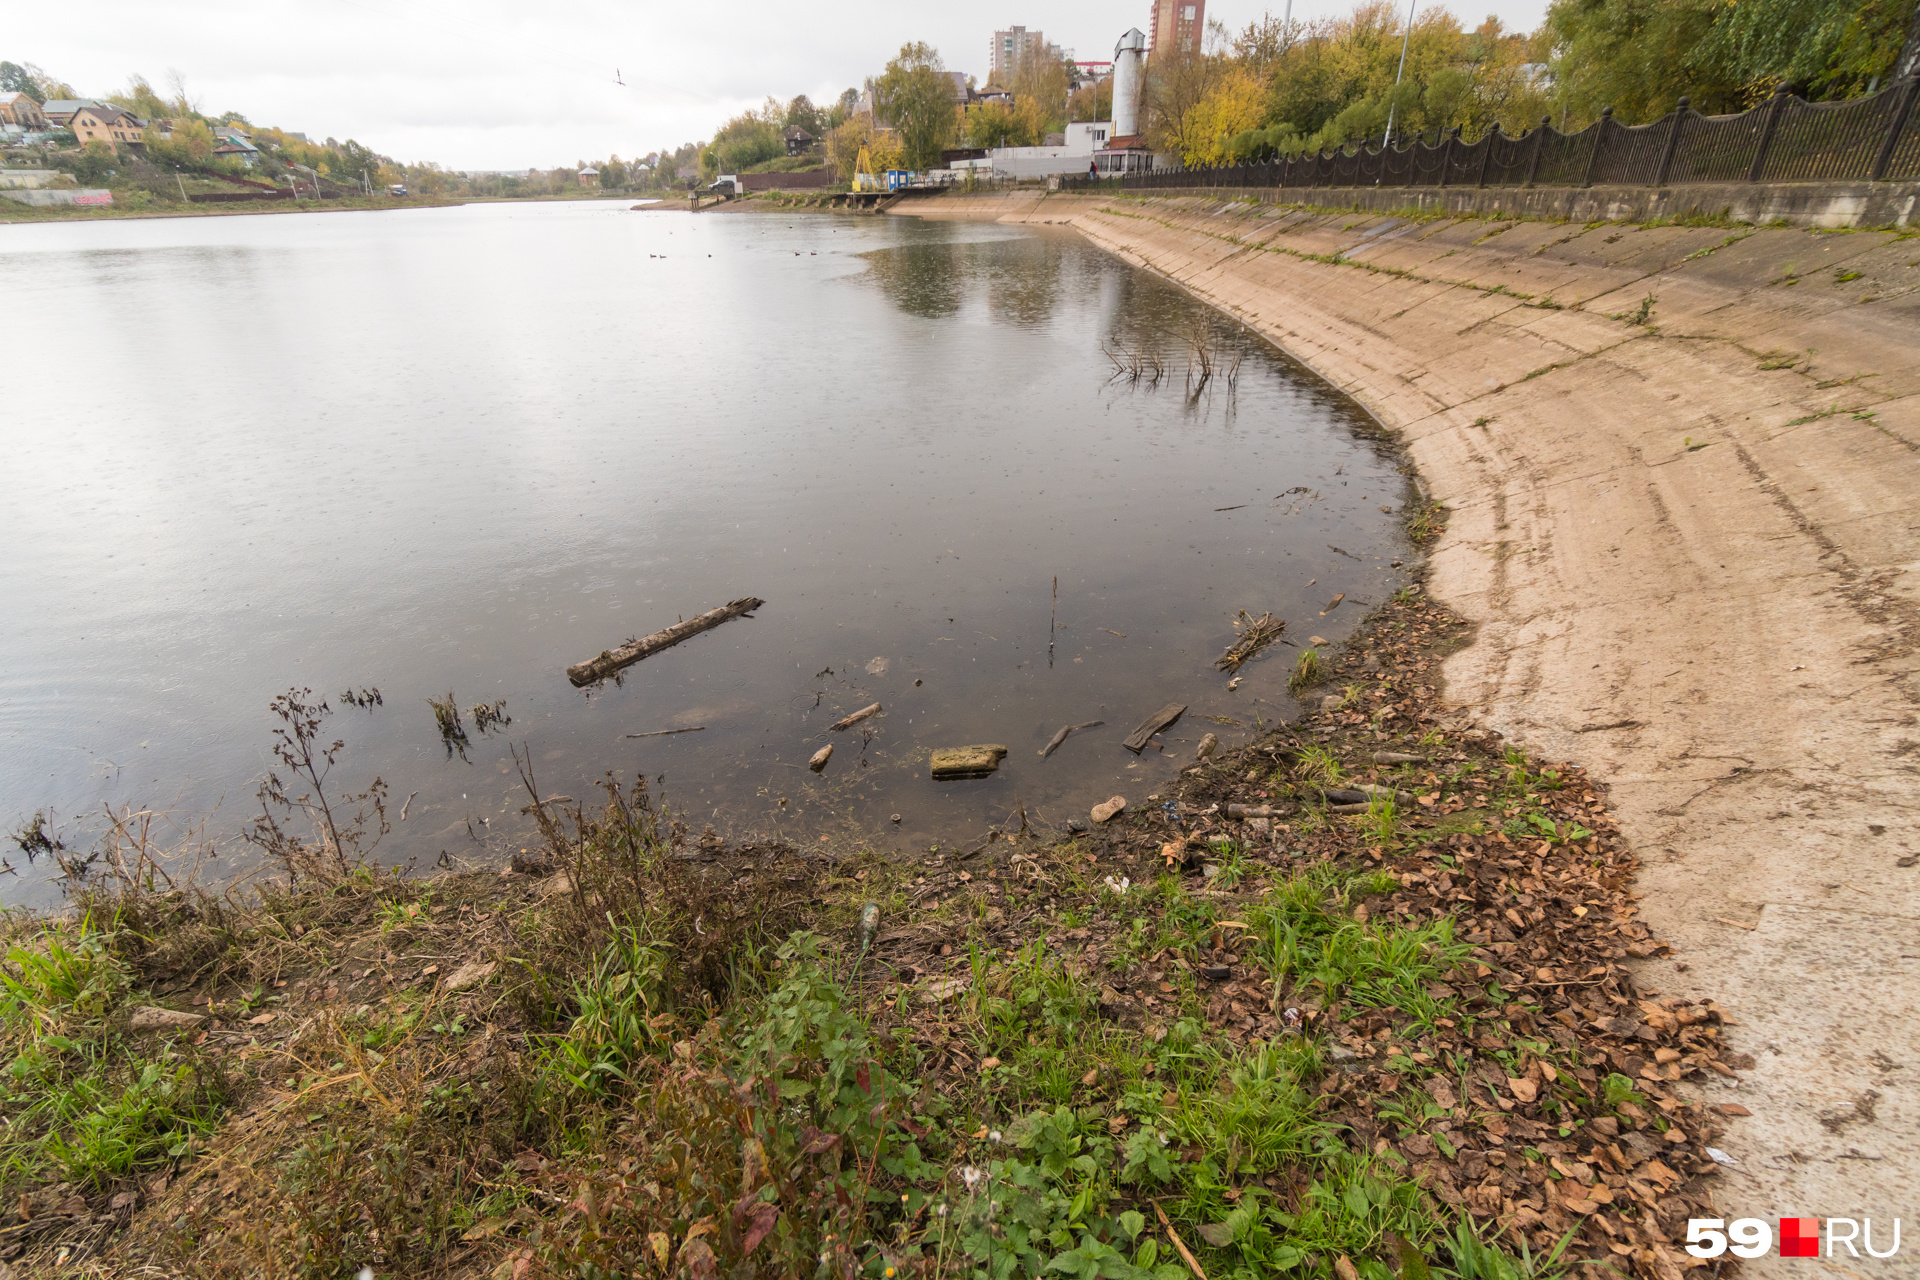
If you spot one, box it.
[1654,97,1690,186]
[1582,107,1613,187]
[1439,126,1461,187]
[1870,76,1920,180]
[1477,122,1500,186]
[1524,115,1550,186]
[1748,83,1793,183]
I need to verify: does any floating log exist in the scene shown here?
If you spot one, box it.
[830,702,882,732]
[1039,719,1105,758]
[626,726,706,739]
[930,745,1007,780]
[809,744,833,772]
[566,597,763,687]
[1122,703,1187,754]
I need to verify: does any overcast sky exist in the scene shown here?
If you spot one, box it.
[12,0,1551,171]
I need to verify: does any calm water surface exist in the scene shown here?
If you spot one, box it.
[0,199,1409,903]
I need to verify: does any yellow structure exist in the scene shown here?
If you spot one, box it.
[852,144,880,192]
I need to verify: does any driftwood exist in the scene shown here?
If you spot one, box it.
[1226,803,1284,820]
[1122,703,1186,754]
[809,744,833,772]
[1039,720,1104,758]
[930,745,1007,779]
[829,702,882,731]
[1215,610,1285,672]
[626,726,706,739]
[566,597,764,686]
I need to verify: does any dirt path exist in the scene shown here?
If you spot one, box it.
[900,190,1920,1263]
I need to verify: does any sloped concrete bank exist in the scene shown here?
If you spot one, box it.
[898,190,1920,1260]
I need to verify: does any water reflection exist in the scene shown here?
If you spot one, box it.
[0,203,1408,906]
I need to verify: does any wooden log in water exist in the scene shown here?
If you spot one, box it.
[1039,720,1104,758]
[1122,703,1187,754]
[566,597,764,686]
[829,702,882,732]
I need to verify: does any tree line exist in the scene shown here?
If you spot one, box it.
[682,0,1920,176]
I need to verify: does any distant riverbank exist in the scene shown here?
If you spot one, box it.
[0,190,644,226]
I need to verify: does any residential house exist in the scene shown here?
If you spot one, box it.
[40,99,100,128]
[212,138,261,168]
[1,94,48,130]
[70,104,148,151]
[577,167,599,186]
[783,125,815,156]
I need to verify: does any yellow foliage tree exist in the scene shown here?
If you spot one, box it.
[1176,68,1267,165]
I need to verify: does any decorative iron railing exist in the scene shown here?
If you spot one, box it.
[1063,77,1920,195]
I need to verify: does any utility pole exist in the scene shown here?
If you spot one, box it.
[1382,0,1418,151]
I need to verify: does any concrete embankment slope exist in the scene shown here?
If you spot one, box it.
[902,190,1920,1250]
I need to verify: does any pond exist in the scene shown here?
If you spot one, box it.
[0,198,1411,904]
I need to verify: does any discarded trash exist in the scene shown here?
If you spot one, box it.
[1226,803,1283,819]
[1123,703,1187,754]
[1308,635,1329,646]
[809,744,833,773]
[858,902,880,954]
[567,596,764,686]
[1091,795,1127,823]
[1227,677,1241,691]
[626,726,706,739]
[1324,785,1412,804]
[830,702,882,732]
[1706,1147,1739,1167]
[1196,733,1219,760]
[1103,875,1132,895]
[1039,719,1105,758]
[1372,751,1427,764]
[865,656,889,676]
[1215,610,1285,672]
[930,745,1008,779]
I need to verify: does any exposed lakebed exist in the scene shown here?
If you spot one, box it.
[0,198,1409,902]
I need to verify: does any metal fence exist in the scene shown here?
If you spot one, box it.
[1084,76,1920,195]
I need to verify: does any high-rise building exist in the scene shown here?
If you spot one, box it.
[990,25,1062,81]
[1147,0,1205,55]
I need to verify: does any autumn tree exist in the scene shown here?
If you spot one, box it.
[875,42,957,169]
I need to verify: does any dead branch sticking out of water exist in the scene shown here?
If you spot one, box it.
[1215,610,1286,673]
[1102,340,1165,389]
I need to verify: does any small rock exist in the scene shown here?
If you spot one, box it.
[1091,796,1127,823]
[445,960,497,992]
[920,976,970,1005]
[1326,1045,1360,1063]
[930,745,1008,779]
[890,812,902,823]
[128,1007,207,1033]
[1066,817,1088,833]
[808,744,833,773]
[1308,635,1329,646]
[1248,817,1271,835]
[1319,695,1344,712]
[1323,593,1345,612]
[865,656,888,676]
[1196,733,1218,760]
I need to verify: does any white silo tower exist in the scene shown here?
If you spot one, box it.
[1112,27,1146,137]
